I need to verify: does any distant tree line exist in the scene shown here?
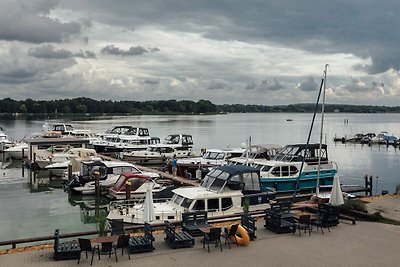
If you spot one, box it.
[1,97,400,115]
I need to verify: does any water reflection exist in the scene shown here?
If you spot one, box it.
[68,194,109,224]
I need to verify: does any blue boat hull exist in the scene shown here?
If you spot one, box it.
[260,170,336,193]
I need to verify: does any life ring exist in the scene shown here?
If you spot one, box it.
[230,224,250,246]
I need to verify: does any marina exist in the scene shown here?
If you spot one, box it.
[1,112,400,247]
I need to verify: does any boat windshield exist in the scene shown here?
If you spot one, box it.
[203,152,225,160]
[171,194,193,208]
[201,169,230,190]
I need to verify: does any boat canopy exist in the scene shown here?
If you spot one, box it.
[201,165,261,193]
[273,143,328,164]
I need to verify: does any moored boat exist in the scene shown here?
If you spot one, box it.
[254,143,337,193]
[122,134,195,165]
[108,172,173,200]
[107,165,275,225]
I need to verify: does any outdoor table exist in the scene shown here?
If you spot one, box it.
[91,235,119,253]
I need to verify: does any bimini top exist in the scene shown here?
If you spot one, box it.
[201,165,261,193]
[216,165,260,176]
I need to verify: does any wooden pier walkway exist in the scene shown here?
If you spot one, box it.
[98,154,199,186]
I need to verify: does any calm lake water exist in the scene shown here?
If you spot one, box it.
[1,112,400,242]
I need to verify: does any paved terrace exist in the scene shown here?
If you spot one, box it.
[1,220,400,267]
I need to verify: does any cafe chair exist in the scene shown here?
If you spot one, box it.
[110,219,125,236]
[221,224,239,249]
[295,215,312,236]
[77,238,100,265]
[114,234,131,259]
[101,241,118,262]
[203,227,222,253]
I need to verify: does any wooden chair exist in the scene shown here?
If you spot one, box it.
[164,220,195,249]
[77,238,100,265]
[203,227,222,253]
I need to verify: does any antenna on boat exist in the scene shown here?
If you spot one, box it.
[292,67,326,200]
[316,64,328,196]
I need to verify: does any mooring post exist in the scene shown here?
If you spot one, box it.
[95,171,100,197]
[125,181,131,200]
[369,175,373,196]
[67,164,72,180]
[364,175,368,196]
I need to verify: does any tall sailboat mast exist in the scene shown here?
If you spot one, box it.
[316,64,328,195]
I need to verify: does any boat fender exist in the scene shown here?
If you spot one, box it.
[230,224,251,246]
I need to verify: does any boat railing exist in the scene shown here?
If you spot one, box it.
[109,197,171,210]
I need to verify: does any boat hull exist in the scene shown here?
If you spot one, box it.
[261,171,335,193]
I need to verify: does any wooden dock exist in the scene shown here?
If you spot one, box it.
[98,154,199,186]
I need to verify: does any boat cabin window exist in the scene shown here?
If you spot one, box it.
[181,198,193,209]
[192,199,205,211]
[125,128,137,136]
[207,199,219,212]
[228,172,260,191]
[221,197,233,211]
[112,166,140,175]
[182,135,193,145]
[173,195,184,205]
[289,166,298,175]
[271,167,281,177]
[137,128,149,136]
[281,166,290,176]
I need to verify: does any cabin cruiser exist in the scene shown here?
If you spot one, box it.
[37,148,97,169]
[66,160,159,190]
[167,147,245,179]
[122,134,195,165]
[107,165,275,224]
[92,126,157,152]
[0,130,14,152]
[108,172,173,200]
[227,144,282,166]
[4,142,28,159]
[251,144,337,193]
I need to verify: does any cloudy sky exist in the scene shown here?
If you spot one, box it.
[0,0,399,105]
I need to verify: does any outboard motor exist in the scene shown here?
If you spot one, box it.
[66,174,81,188]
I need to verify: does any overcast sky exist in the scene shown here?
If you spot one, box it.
[0,0,399,105]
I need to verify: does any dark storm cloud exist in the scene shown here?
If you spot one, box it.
[0,0,81,43]
[245,81,256,90]
[100,45,159,56]
[28,45,96,59]
[207,80,229,90]
[61,0,400,74]
[259,78,285,91]
[144,78,160,84]
[298,77,319,92]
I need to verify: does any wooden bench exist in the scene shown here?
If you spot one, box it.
[241,214,257,240]
[128,223,155,254]
[181,211,211,237]
[53,229,80,261]
[164,221,195,249]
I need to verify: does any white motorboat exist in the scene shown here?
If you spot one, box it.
[107,165,275,225]
[167,147,245,179]
[92,126,158,152]
[37,148,97,169]
[122,134,195,165]
[0,130,14,152]
[4,142,28,159]
[66,159,160,190]
[228,144,282,165]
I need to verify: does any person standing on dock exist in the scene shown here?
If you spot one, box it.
[171,155,177,176]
